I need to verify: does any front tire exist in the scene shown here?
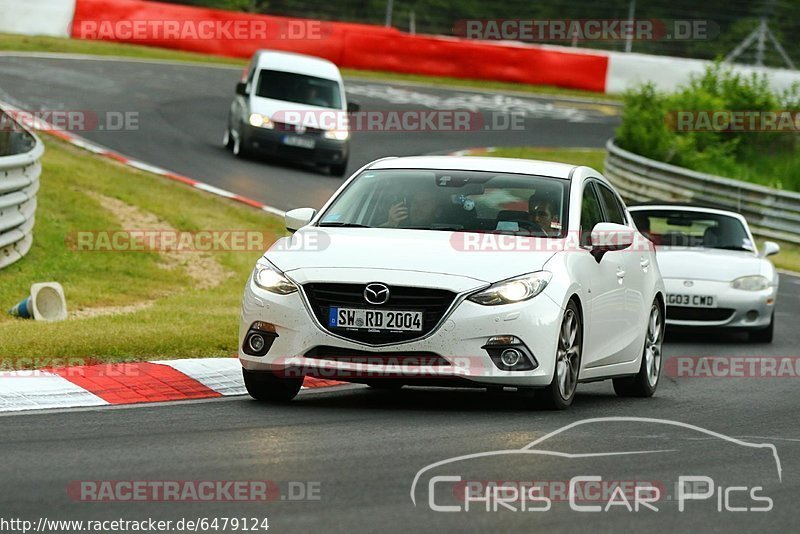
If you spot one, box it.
[748,312,774,343]
[242,368,303,402]
[537,300,582,410]
[614,300,664,398]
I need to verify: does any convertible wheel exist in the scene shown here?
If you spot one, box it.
[614,300,664,397]
[538,300,582,410]
[748,312,774,343]
[242,368,303,402]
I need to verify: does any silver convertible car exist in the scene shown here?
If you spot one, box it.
[629,204,779,342]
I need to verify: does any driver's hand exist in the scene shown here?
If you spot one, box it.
[387,202,408,226]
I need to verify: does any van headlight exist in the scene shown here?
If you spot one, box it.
[253,261,297,294]
[249,114,274,129]
[324,129,349,141]
[468,272,552,305]
[731,275,769,291]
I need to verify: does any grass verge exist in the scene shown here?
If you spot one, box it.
[477,146,800,272]
[0,33,617,102]
[0,136,283,363]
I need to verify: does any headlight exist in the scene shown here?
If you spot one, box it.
[468,272,552,306]
[324,129,349,140]
[253,261,297,294]
[248,114,274,129]
[731,275,770,291]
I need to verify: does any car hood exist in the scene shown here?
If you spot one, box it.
[265,228,558,284]
[655,247,763,282]
[250,97,342,127]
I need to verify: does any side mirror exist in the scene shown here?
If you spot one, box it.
[590,222,634,263]
[236,82,248,96]
[760,241,780,258]
[347,101,360,113]
[285,207,316,232]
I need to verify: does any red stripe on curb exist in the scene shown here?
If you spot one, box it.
[304,377,346,388]
[51,362,221,404]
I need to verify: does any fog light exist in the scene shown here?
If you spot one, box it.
[500,348,522,367]
[248,334,266,353]
[745,310,759,322]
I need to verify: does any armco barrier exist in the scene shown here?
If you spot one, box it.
[605,139,800,245]
[0,110,43,270]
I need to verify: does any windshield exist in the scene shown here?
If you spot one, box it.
[318,169,568,238]
[630,209,754,251]
[255,70,342,109]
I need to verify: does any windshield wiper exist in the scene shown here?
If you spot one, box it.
[403,225,465,232]
[318,222,372,228]
[710,245,751,251]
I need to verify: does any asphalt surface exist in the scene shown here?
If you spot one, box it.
[1,55,799,533]
[0,54,618,211]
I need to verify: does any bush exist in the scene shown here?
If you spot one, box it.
[615,64,800,190]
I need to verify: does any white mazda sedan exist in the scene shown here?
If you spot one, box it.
[629,205,780,342]
[239,156,665,409]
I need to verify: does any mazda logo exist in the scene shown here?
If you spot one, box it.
[295,124,306,135]
[364,283,390,305]
[684,280,694,287]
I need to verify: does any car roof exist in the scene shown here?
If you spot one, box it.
[253,50,342,80]
[628,203,748,222]
[367,156,577,179]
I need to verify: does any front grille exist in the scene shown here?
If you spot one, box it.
[303,283,457,344]
[305,346,450,366]
[667,307,735,322]
[273,121,324,137]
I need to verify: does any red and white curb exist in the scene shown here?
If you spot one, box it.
[0,98,286,218]
[0,358,343,413]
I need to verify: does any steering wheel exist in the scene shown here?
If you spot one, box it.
[512,219,547,236]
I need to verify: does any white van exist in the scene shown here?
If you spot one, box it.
[224,50,357,176]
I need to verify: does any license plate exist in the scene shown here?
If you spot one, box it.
[667,294,716,308]
[328,307,423,332]
[282,135,315,149]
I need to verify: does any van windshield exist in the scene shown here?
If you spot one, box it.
[255,70,342,109]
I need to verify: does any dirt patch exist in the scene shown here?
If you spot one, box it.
[71,191,232,318]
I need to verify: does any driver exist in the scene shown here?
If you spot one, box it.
[528,194,559,236]
[384,190,442,228]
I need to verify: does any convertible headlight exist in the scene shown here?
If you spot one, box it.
[249,113,274,129]
[324,129,349,140]
[253,261,297,294]
[731,275,770,291]
[468,272,552,306]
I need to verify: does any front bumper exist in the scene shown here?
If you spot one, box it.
[664,278,776,328]
[238,276,564,388]
[240,125,348,165]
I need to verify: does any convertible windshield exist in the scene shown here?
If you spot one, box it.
[630,209,754,251]
[256,70,342,109]
[318,169,568,237]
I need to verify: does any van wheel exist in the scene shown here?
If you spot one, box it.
[330,161,348,177]
[223,127,234,150]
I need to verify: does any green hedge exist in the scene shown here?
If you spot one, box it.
[615,64,800,190]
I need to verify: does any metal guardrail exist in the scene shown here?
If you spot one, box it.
[0,109,43,269]
[605,138,800,245]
